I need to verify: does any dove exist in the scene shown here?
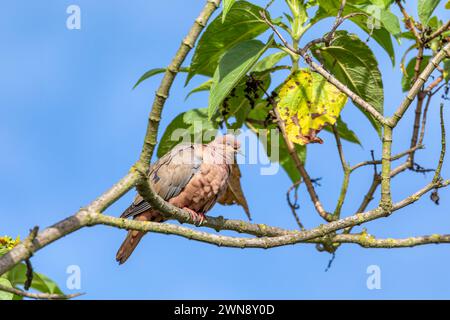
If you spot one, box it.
[116,134,240,264]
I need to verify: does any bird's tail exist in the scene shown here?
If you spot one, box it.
[116,210,162,265]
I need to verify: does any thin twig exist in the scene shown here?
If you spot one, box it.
[408,91,425,165]
[22,226,38,291]
[252,74,334,222]
[273,107,334,222]
[332,125,350,218]
[0,284,83,300]
[396,0,422,43]
[424,76,443,94]
[418,93,433,145]
[428,20,450,41]
[351,145,424,172]
[24,259,33,291]
[433,103,446,183]
[332,125,348,171]
[286,181,306,230]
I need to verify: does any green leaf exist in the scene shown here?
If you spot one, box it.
[402,56,431,91]
[312,2,395,65]
[355,4,401,36]
[133,67,189,89]
[324,117,362,145]
[222,0,236,22]
[427,16,441,30]
[349,14,396,65]
[185,79,213,100]
[0,278,14,300]
[369,0,395,9]
[5,263,63,295]
[418,0,440,26]
[187,0,269,83]
[208,37,273,119]
[252,51,288,73]
[398,31,417,40]
[157,108,218,158]
[312,31,384,137]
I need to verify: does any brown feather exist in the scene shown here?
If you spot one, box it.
[115,210,162,264]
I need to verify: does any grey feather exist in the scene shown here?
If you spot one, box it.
[120,143,203,218]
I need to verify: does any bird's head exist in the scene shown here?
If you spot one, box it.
[209,134,240,164]
[214,134,240,152]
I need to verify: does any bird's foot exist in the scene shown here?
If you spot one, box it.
[183,207,206,226]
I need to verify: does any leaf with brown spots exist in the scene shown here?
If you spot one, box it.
[277,69,347,145]
[217,163,251,221]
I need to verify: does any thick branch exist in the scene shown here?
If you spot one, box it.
[101,178,450,248]
[130,175,450,248]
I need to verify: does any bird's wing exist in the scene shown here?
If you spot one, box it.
[120,143,203,218]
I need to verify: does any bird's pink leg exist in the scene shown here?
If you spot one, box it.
[183,207,206,226]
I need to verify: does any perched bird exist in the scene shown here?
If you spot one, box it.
[116,134,240,264]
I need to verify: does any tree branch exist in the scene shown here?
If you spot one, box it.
[428,20,450,42]
[351,145,424,172]
[332,125,350,218]
[93,178,450,249]
[1,170,448,275]
[380,125,393,207]
[0,284,83,300]
[396,0,422,43]
[273,108,334,222]
[433,103,446,183]
[389,43,450,127]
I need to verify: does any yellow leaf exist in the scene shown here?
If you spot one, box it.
[277,69,347,145]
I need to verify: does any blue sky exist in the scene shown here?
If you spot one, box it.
[1,0,450,299]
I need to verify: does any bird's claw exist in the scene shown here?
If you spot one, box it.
[183,208,206,226]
